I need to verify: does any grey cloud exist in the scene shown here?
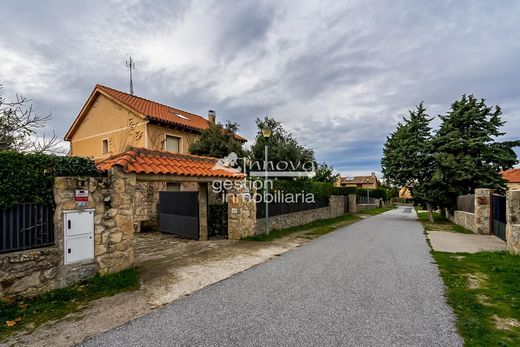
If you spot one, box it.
[0,0,519,171]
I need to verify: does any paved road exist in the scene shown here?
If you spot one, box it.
[83,206,462,346]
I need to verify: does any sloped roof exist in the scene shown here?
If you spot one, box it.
[502,168,520,183]
[340,175,377,184]
[97,147,245,179]
[65,84,246,141]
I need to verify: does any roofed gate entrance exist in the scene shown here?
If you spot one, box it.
[159,191,200,240]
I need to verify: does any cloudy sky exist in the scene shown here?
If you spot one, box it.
[1,0,519,176]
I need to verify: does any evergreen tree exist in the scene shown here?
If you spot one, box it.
[250,117,315,173]
[312,162,338,183]
[381,103,437,220]
[432,95,519,208]
[189,121,245,158]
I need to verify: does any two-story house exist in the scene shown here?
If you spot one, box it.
[64,85,246,236]
[64,84,245,159]
[334,172,379,189]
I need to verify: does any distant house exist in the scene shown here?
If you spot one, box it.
[64,84,246,160]
[502,168,520,190]
[399,187,412,199]
[335,172,379,189]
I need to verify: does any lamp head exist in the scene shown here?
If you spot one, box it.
[261,128,272,139]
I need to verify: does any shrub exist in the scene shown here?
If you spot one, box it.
[270,179,336,198]
[356,188,389,200]
[0,151,101,208]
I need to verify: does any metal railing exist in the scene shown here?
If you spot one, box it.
[1,203,55,254]
[457,194,475,213]
[256,197,330,219]
[357,196,378,205]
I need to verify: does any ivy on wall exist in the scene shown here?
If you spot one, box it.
[0,151,102,208]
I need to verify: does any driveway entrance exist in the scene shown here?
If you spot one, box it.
[159,191,200,239]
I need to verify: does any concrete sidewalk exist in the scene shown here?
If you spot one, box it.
[427,230,506,253]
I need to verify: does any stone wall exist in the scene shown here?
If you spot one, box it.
[474,188,492,234]
[506,190,520,254]
[357,202,380,211]
[133,181,218,233]
[0,167,136,298]
[227,195,346,239]
[134,181,164,230]
[450,188,491,235]
[507,183,520,190]
[329,196,345,218]
[255,206,332,234]
[255,195,345,236]
[227,194,257,240]
[453,211,476,233]
[348,194,357,213]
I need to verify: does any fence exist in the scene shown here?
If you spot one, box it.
[0,203,55,254]
[256,197,329,218]
[357,196,378,205]
[457,194,475,213]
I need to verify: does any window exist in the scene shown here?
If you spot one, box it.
[102,139,109,154]
[166,183,180,191]
[165,135,180,153]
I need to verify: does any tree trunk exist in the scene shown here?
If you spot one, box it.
[426,202,434,223]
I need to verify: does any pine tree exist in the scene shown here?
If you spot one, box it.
[381,102,438,220]
[432,95,519,208]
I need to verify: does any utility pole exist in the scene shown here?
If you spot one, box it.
[126,56,135,95]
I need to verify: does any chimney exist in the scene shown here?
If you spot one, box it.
[208,110,216,124]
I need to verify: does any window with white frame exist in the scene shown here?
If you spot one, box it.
[165,135,181,153]
[102,139,109,154]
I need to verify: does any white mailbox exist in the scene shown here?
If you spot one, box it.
[63,210,94,265]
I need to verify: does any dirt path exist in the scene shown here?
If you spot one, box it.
[3,232,315,347]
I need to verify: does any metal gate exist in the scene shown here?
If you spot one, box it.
[492,194,506,241]
[1,203,54,254]
[159,191,199,240]
[344,195,349,214]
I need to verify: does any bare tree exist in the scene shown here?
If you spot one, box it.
[0,83,63,154]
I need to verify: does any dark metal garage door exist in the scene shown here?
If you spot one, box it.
[159,191,199,240]
[492,194,506,241]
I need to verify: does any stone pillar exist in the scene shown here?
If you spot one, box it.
[506,190,520,254]
[329,195,344,218]
[474,188,492,235]
[198,183,208,241]
[228,194,256,240]
[348,194,357,213]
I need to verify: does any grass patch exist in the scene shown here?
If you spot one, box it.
[356,205,397,216]
[433,251,520,346]
[417,211,473,234]
[243,213,361,241]
[0,268,139,340]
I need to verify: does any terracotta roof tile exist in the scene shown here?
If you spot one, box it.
[340,175,377,184]
[502,168,520,183]
[96,85,246,142]
[97,147,245,179]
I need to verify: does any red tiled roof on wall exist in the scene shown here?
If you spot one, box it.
[65,84,246,141]
[502,168,520,183]
[97,85,211,133]
[97,147,245,179]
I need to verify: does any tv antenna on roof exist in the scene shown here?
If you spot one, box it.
[126,56,135,95]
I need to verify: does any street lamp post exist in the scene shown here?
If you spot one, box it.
[261,128,272,235]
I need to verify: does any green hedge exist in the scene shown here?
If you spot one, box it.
[356,188,389,200]
[332,186,357,196]
[0,151,101,208]
[270,179,336,198]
